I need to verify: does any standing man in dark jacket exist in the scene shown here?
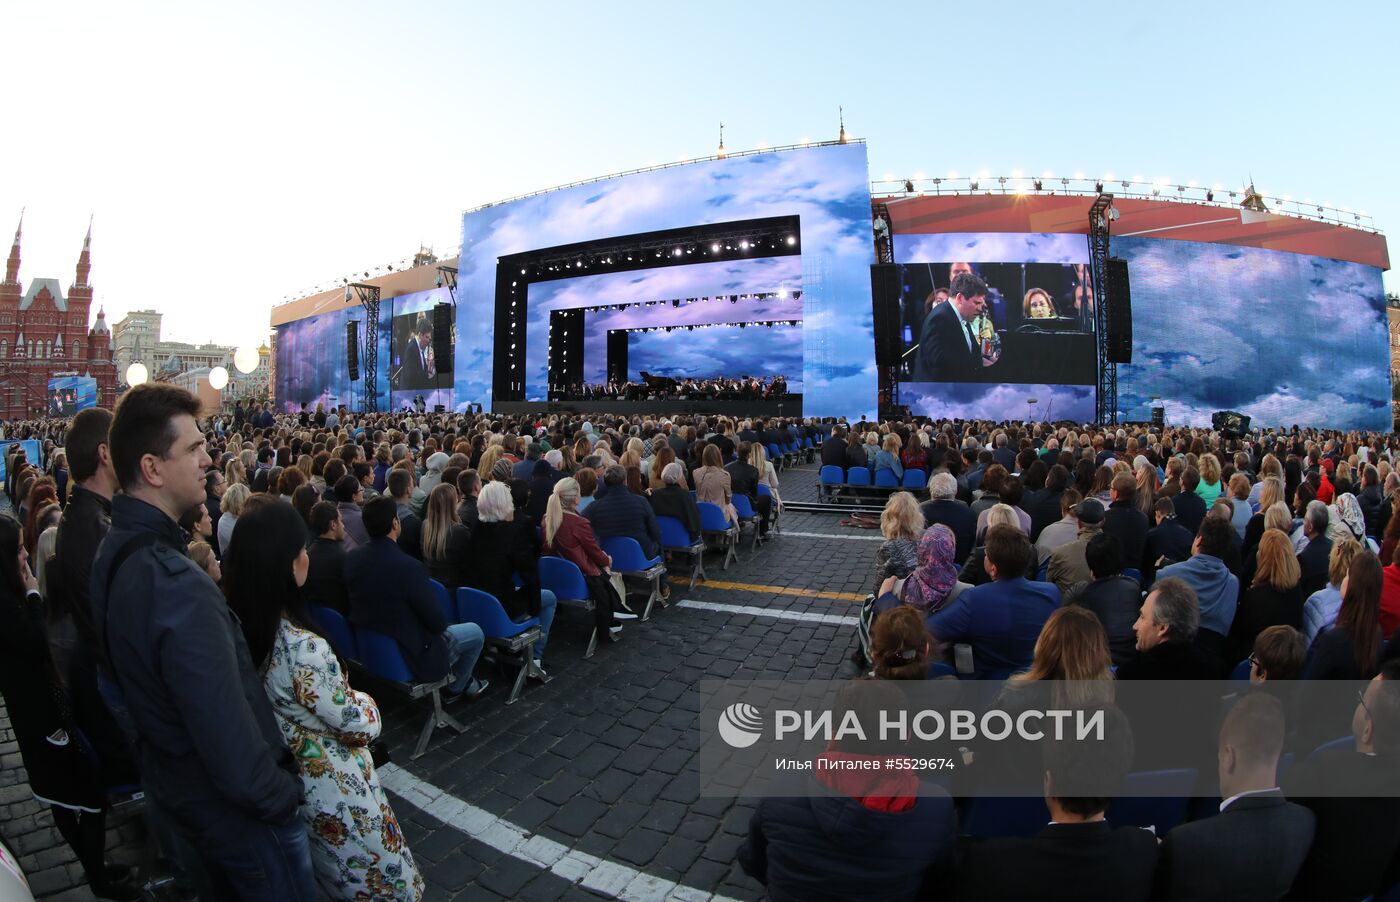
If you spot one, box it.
[586,466,661,558]
[91,384,315,899]
[1103,473,1150,570]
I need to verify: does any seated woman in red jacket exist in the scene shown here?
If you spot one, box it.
[542,478,633,642]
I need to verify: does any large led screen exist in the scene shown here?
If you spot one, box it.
[386,286,454,412]
[47,376,97,417]
[273,304,374,414]
[457,143,876,418]
[892,232,1390,429]
[626,322,803,389]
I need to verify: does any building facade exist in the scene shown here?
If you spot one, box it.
[113,309,234,379]
[0,216,117,418]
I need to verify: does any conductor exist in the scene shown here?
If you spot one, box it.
[912,271,989,382]
[398,313,433,388]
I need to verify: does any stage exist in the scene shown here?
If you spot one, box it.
[495,396,803,418]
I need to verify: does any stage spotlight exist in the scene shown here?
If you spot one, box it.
[1206,190,1214,201]
[1095,181,1104,193]
[785,235,796,246]
[739,240,749,250]
[739,322,747,329]
[731,296,738,304]
[672,299,680,307]
[711,242,720,253]
[1033,179,1043,191]
[903,179,915,193]
[673,247,682,257]
[970,180,979,190]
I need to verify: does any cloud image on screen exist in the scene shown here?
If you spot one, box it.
[901,383,1096,422]
[1114,237,1389,430]
[626,324,803,390]
[458,143,875,417]
[894,232,1088,265]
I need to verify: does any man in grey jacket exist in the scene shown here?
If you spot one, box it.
[92,384,314,900]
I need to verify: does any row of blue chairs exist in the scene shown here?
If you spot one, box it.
[818,464,928,500]
[765,436,818,471]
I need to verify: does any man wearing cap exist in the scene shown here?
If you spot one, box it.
[1047,498,1106,599]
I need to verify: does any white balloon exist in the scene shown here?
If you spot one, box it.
[233,346,260,374]
[208,366,229,391]
[126,363,148,386]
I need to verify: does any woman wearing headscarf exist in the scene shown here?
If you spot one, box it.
[1329,493,1378,553]
[875,525,967,618]
[419,451,449,495]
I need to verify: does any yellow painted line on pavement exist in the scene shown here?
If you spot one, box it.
[668,575,864,602]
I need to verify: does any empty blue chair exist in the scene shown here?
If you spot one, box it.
[1106,768,1198,832]
[538,556,600,658]
[874,468,901,488]
[902,469,927,491]
[309,605,357,662]
[818,465,844,502]
[356,626,465,759]
[658,514,706,589]
[732,493,761,552]
[456,587,545,704]
[1230,657,1252,681]
[698,501,739,570]
[847,467,871,487]
[767,443,784,470]
[601,535,668,620]
[756,483,780,534]
[963,796,1048,838]
[428,579,456,625]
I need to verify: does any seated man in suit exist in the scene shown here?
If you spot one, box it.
[929,525,1059,678]
[585,465,661,559]
[1143,496,1194,584]
[913,271,989,382]
[1173,466,1209,536]
[1295,500,1333,597]
[726,442,774,538]
[1285,660,1400,899]
[386,468,423,560]
[954,707,1157,901]
[920,472,977,565]
[1156,693,1315,900]
[304,501,350,615]
[1103,473,1149,570]
[398,313,433,388]
[345,496,488,703]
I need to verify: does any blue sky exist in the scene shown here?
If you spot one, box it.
[4,0,1397,352]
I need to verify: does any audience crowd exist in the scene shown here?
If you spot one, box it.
[2,399,1400,900]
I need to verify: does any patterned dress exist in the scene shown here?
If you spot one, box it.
[263,620,423,901]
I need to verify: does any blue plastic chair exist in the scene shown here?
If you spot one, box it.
[902,469,928,491]
[847,467,871,487]
[1308,735,1354,759]
[456,587,545,704]
[356,626,464,759]
[698,501,739,569]
[538,556,600,658]
[1230,657,1252,681]
[874,468,901,488]
[818,465,844,502]
[963,796,1049,838]
[767,443,784,470]
[1106,768,1198,832]
[428,579,456,625]
[309,605,358,662]
[757,483,780,534]
[732,493,761,552]
[601,535,668,620]
[657,514,705,589]
[1122,567,1144,587]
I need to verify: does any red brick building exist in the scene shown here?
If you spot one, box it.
[0,214,117,417]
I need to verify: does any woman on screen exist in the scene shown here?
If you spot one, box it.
[1023,288,1056,319]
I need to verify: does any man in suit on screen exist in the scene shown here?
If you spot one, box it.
[398,313,433,388]
[913,270,988,382]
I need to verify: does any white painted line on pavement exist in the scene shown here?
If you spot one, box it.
[676,598,861,627]
[379,763,744,902]
[780,530,884,542]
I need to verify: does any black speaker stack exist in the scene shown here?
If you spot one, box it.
[1104,257,1133,363]
[432,303,453,365]
[346,321,360,381]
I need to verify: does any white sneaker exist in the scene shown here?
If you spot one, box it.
[529,665,549,681]
[614,611,639,621]
[609,625,624,636]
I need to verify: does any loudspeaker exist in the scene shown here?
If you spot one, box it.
[346,321,360,382]
[1151,406,1164,430]
[432,303,453,365]
[870,264,904,365]
[1104,257,1132,363]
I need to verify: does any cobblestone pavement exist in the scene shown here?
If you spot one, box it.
[2,465,886,899]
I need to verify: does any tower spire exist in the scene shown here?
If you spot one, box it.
[75,217,92,288]
[838,106,849,144]
[5,208,19,285]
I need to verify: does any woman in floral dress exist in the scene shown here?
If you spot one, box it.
[225,502,423,901]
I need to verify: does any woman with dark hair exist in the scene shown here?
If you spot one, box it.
[1073,458,1096,497]
[1304,550,1383,680]
[292,483,320,529]
[22,476,59,560]
[625,465,647,497]
[224,502,422,901]
[869,606,935,679]
[0,514,138,899]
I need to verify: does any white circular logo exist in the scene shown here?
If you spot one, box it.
[717,702,764,748]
